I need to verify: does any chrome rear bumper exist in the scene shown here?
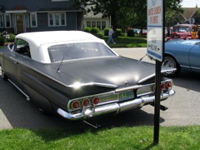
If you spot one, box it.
[57,89,175,120]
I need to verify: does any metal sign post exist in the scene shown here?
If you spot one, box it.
[147,0,165,145]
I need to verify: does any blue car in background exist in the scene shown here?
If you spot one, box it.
[163,39,200,77]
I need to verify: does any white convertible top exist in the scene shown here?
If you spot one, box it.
[16,31,101,47]
[15,31,109,63]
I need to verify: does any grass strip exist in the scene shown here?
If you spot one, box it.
[0,126,199,150]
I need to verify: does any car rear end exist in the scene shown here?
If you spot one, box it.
[57,77,175,120]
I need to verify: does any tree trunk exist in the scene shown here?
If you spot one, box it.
[111,13,118,38]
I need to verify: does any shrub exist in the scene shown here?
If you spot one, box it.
[7,33,16,42]
[0,35,5,46]
[90,27,100,35]
[127,29,135,37]
[83,27,91,33]
[104,28,123,36]
[116,28,122,36]
[104,28,109,36]
[96,32,104,38]
[121,32,126,36]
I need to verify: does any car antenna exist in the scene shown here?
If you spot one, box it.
[57,56,65,73]
[139,54,155,63]
[139,54,147,62]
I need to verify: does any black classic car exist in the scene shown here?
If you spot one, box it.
[0,31,175,120]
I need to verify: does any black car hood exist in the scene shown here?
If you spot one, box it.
[52,56,167,88]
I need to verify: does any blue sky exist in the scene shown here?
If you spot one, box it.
[181,0,200,7]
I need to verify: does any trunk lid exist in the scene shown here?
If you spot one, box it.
[53,56,158,88]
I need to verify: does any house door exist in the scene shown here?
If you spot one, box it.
[16,14,24,33]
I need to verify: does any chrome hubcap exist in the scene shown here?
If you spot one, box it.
[163,59,176,75]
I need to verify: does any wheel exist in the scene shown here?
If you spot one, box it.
[0,65,7,80]
[162,56,181,77]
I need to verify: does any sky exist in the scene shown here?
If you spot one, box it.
[181,0,200,7]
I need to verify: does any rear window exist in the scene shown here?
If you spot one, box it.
[48,42,116,62]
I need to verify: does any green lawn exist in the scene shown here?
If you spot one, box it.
[103,35,147,48]
[0,126,199,150]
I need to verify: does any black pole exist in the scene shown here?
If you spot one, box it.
[153,0,165,145]
[153,60,162,145]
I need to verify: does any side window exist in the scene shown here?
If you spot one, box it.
[14,39,31,58]
[30,12,38,27]
[4,14,11,28]
[0,14,3,28]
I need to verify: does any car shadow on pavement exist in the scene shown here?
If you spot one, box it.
[172,71,200,92]
[0,76,165,131]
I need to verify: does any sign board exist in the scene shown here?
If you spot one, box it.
[147,0,164,62]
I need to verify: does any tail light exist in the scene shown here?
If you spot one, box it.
[161,83,165,90]
[165,81,172,90]
[152,81,173,92]
[71,101,80,109]
[92,97,99,105]
[70,97,100,110]
[82,99,90,107]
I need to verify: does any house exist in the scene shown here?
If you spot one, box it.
[168,5,200,26]
[0,0,85,34]
[82,6,110,30]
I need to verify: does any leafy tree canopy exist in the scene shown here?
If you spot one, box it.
[74,0,183,30]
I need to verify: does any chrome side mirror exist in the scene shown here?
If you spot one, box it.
[7,43,14,51]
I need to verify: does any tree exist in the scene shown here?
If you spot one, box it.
[130,0,183,28]
[74,0,183,31]
[165,0,183,26]
[74,0,121,30]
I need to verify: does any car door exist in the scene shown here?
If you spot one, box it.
[189,43,200,72]
[4,39,30,86]
[3,49,19,84]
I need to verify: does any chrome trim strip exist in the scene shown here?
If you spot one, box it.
[191,66,200,70]
[57,89,175,120]
[180,65,190,69]
[68,82,117,89]
[138,69,176,84]
[138,74,155,84]
[8,79,30,101]
[161,68,176,72]
[115,85,143,93]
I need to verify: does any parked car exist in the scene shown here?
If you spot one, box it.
[140,29,147,35]
[169,24,199,40]
[0,31,175,120]
[163,39,200,77]
[132,28,140,34]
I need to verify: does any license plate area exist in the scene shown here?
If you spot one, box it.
[119,90,135,101]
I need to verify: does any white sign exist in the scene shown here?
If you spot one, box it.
[147,0,164,62]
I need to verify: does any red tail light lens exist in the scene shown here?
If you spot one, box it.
[165,82,172,89]
[82,99,90,107]
[92,97,99,105]
[71,101,80,109]
[161,83,165,90]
